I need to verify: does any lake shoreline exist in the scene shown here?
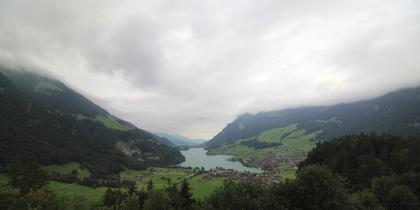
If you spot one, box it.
[179,147,263,173]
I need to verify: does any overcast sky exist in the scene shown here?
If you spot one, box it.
[1,0,420,139]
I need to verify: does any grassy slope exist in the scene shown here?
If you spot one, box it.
[48,181,108,202]
[258,124,298,143]
[209,123,320,159]
[34,81,63,94]
[280,129,321,152]
[277,166,297,180]
[121,168,224,199]
[189,175,224,199]
[76,114,132,131]
[208,123,321,179]
[0,173,105,202]
[1,167,228,201]
[95,115,132,131]
[43,162,91,179]
[132,168,189,190]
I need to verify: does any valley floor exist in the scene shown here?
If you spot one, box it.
[1,164,293,203]
[1,167,226,202]
[119,167,225,199]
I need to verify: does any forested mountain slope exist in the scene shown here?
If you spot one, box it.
[205,86,420,168]
[208,86,420,149]
[0,69,184,174]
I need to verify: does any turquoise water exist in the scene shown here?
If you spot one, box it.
[180,148,262,173]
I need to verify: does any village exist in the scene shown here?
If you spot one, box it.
[119,166,283,187]
[240,152,306,170]
[202,167,280,185]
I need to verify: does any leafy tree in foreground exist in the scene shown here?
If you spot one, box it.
[137,189,149,209]
[350,190,384,210]
[120,195,140,210]
[7,159,47,195]
[146,179,154,194]
[274,165,353,210]
[385,185,419,210]
[143,190,170,210]
[0,184,27,210]
[371,176,398,204]
[103,188,127,210]
[206,180,268,210]
[167,184,183,209]
[180,179,194,209]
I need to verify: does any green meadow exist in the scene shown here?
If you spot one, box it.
[209,123,321,159]
[95,115,133,131]
[277,166,297,180]
[207,123,321,180]
[76,114,133,131]
[43,161,91,179]
[189,175,224,199]
[121,168,225,199]
[48,181,108,202]
[0,167,225,202]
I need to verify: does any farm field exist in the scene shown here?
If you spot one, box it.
[0,167,226,202]
[277,166,297,180]
[0,173,105,202]
[48,181,108,202]
[43,161,91,179]
[189,175,224,199]
[121,167,225,199]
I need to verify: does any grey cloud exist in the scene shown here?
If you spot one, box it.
[1,0,420,139]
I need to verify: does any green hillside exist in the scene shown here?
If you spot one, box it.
[0,69,184,175]
[120,168,224,199]
[206,86,420,169]
[43,162,91,179]
[208,123,321,169]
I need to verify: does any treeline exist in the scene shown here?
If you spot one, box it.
[300,133,420,188]
[47,171,136,188]
[3,133,420,209]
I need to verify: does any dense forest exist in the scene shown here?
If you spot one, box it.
[1,133,420,210]
[0,70,184,175]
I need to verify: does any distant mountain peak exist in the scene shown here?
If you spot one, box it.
[155,132,205,146]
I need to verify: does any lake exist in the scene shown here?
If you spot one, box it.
[179,148,263,173]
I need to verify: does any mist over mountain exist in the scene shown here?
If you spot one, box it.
[2,1,420,209]
[1,0,420,139]
[0,68,184,174]
[206,85,420,150]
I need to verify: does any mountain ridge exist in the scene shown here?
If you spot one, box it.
[204,85,420,169]
[155,132,205,146]
[207,85,420,148]
[0,68,184,174]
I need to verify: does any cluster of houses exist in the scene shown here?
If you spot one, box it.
[243,152,305,170]
[120,166,286,187]
[202,167,280,185]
